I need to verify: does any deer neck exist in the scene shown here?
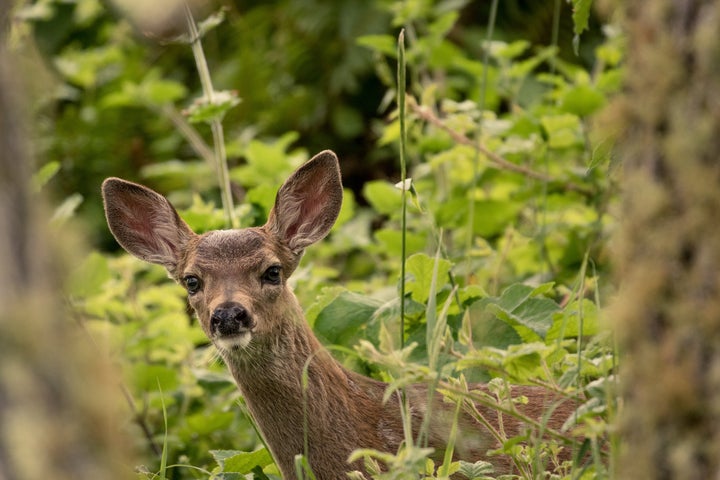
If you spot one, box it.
[219,303,392,478]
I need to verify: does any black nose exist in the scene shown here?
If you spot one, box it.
[210,302,254,336]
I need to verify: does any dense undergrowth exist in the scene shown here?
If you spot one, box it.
[19,0,622,478]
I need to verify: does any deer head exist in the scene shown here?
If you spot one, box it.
[102,150,342,359]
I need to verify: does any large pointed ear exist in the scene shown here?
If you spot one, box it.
[101,178,195,275]
[265,150,343,254]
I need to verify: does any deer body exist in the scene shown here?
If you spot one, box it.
[102,151,573,479]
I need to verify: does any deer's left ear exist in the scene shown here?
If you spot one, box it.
[265,150,343,254]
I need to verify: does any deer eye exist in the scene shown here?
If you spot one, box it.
[183,275,202,294]
[262,265,282,285]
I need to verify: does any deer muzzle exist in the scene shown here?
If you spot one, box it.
[210,301,255,350]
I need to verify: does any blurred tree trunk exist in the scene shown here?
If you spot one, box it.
[0,8,130,479]
[613,0,720,477]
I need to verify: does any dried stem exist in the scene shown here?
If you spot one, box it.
[407,97,594,196]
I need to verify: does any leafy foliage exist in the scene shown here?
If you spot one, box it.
[18,0,621,478]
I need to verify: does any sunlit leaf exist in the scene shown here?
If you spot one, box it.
[184,90,241,123]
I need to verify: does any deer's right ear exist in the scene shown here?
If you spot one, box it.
[101,178,195,275]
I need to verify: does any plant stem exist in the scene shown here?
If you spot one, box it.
[184,3,237,229]
[397,29,408,350]
[408,97,594,196]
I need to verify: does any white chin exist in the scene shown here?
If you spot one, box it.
[216,332,252,351]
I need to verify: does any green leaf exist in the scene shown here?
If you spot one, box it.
[428,11,458,40]
[560,84,606,117]
[246,184,279,218]
[546,299,600,342]
[405,253,452,304]
[490,40,530,60]
[143,78,188,105]
[31,161,60,192]
[185,90,241,123]
[313,290,383,346]
[481,284,561,339]
[356,34,397,57]
[540,113,582,149]
[472,200,522,238]
[373,228,427,257]
[230,135,300,187]
[197,8,227,38]
[457,459,494,479]
[572,0,592,36]
[186,411,235,436]
[211,448,274,473]
[363,180,402,215]
[572,0,593,53]
[129,364,179,392]
[502,343,546,380]
[50,193,83,225]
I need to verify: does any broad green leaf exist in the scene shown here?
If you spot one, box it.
[305,286,345,327]
[490,40,529,60]
[373,228,427,258]
[178,194,229,232]
[467,305,522,349]
[457,459,494,479]
[186,411,235,436]
[540,113,582,149]
[472,200,522,238]
[405,253,452,304]
[211,448,274,474]
[363,180,402,215]
[143,78,187,105]
[502,343,549,380]
[428,11,458,40]
[546,299,600,342]
[129,363,179,392]
[230,135,300,187]
[313,290,383,346]
[480,284,561,340]
[560,84,606,117]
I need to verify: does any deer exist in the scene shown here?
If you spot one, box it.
[102,150,580,479]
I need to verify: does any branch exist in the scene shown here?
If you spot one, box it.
[407,97,594,196]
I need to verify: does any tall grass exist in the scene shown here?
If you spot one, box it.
[183,5,237,229]
[397,28,408,351]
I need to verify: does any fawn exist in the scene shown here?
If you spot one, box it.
[102,151,577,478]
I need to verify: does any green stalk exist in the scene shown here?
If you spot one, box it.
[397,29,408,350]
[184,4,237,229]
[157,380,169,480]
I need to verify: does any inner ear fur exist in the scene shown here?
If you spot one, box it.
[102,178,195,274]
[266,150,343,253]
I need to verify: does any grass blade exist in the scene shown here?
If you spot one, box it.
[397,29,408,350]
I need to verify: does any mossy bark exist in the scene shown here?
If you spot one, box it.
[0,9,131,479]
[613,0,720,477]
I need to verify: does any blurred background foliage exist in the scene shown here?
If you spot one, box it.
[11,0,621,477]
[17,0,605,247]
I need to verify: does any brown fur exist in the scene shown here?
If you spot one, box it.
[102,150,577,479]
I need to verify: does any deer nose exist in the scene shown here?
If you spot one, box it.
[210,302,254,336]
